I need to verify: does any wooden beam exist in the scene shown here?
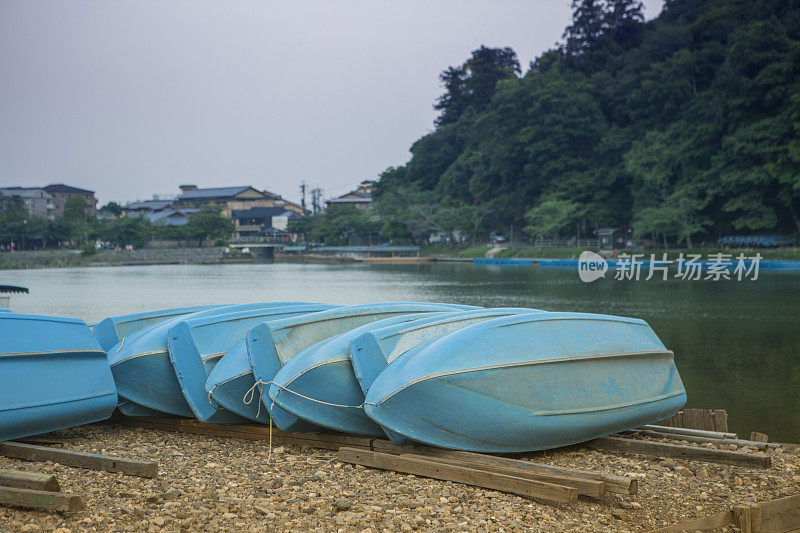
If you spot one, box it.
[338,447,577,503]
[0,486,84,512]
[749,431,769,443]
[587,437,772,468]
[0,469,59,491]
[758,493,800,532]
[370,440,635,495]
[400,453,605,498]
[0,442,158,478]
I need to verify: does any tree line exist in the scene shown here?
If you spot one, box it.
[308,0,800,247]
[0,196,233,251]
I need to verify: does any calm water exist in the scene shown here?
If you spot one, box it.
[3,262,799,441]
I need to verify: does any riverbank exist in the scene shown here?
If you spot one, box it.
[0,248,229,270]
[423,245,800,261]
[0,422,797,532]
[4,246,800,271]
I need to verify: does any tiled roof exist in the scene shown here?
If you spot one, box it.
[43,183,95,195]
[0,187,51,199]
[123,200,173,211]
[178,186,260,200]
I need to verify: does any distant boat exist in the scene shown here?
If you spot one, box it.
[93,305,221,352]
[364,312,686,452]
[247,303,479,430]
[267,313,451,435]
[167,303,338,423]
[109,302,312,417]
[0,313,117,441]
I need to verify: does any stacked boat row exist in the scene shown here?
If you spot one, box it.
[93,301,687,452]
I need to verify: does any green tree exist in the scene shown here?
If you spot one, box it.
[185,209,235,246]
[523,200,585,242]
[99,202,123,216]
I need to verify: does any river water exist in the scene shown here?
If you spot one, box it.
[3,262,799,441]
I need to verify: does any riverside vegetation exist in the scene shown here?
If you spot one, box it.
[297,0,800,249]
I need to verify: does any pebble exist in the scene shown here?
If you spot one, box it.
[1,423,796,532]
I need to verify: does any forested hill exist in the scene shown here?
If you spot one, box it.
[373,0,800,246]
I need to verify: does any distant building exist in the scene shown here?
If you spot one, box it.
[230,206,300,239]
[325,180,375,211]
[175,185,283,217]
[122,199,174,218]
[43,184,97,218]
[0,187,54,219]
[147,207,200,226]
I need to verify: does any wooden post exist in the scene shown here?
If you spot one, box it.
[0,469,59,491]
[338,448,577,503]
[749,431,769,443]
[0,442,158,478]
[0,486,84,512]
[587,437,772,468]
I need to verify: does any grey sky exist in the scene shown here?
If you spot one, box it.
[0,1,663,206]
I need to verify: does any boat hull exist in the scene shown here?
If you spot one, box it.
[93,305,221,352]
[109,302,308,417]
[167,303,337,422]
[268,313,446,435]
[247,303,478,431]
[364,312,686,452]
[0,313,118,441]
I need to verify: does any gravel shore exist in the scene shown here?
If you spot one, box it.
[1,422,798,532]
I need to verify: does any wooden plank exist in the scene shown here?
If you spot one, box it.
[0,442,157,478]
[648,510,734,532]
[338,448,577,503]
[759,493,800,533]
[713,409,728,433]
[750,431,769,443]
[0,486,84,512]
[587,437,772,468]
[400,453,605,498]
[734,505,753,533]
[0,469,59,491]
[371,440,636,495]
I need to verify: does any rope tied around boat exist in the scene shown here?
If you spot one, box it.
[206,383,220,409]
[116,336,126,354]
[240,379,378,464]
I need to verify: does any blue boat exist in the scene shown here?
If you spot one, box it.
[266,313,452,435]
[166,303,337,422]
[363,312,686,452]
[93,304,221,352]
[349,308,543,397]
[109,302,311,417]
[0,313,118,441]
[205,339,273,423]
[247,303,478,431]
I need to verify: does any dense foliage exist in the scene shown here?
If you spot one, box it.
[371,0,800,246]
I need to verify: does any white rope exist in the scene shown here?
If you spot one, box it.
[206,383,219,409]
[241,379,378,464]
[116,336,126,354]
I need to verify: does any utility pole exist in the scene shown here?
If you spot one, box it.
[310,187,323,214]
[300,181,307,211]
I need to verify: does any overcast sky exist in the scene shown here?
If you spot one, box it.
[0,1,663,206]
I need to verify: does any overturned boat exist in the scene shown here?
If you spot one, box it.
[0,313,118,441]
[364,312,686,452]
